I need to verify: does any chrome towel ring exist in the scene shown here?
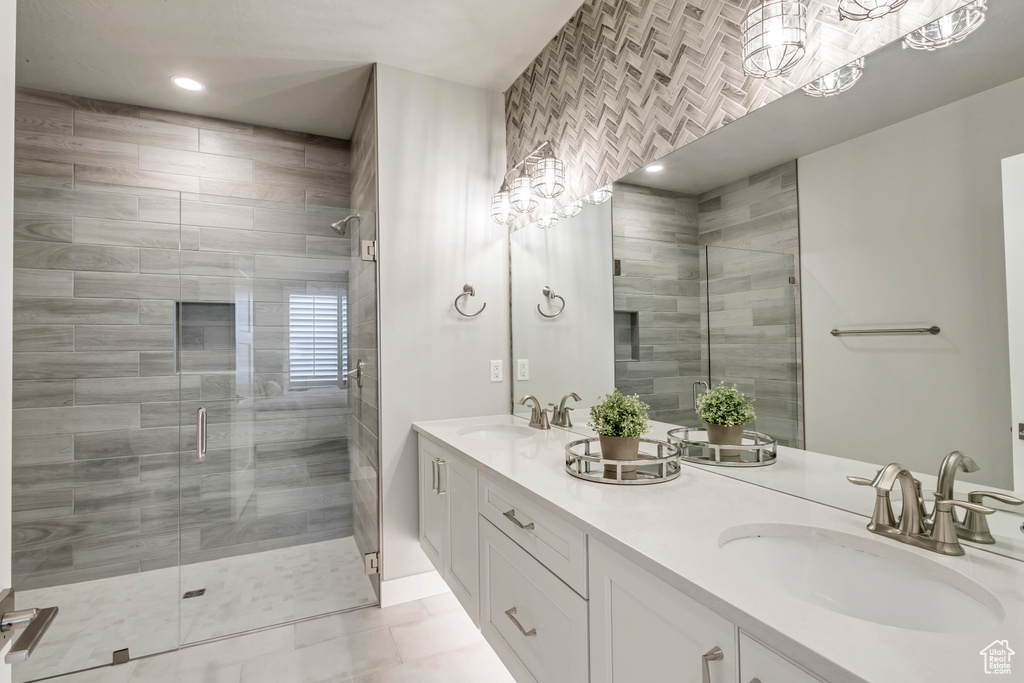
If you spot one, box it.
[537,285,565,319]
[454,283,486,318]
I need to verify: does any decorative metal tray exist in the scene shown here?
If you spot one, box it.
[565,437,681,485]
[666,427,777,467]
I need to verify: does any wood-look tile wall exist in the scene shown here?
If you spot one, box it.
[697,161,803,447]
[12,87,357,589]
[612,183,703,425]
[349,69,381,596]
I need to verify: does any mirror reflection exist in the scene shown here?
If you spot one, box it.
[510,0,1024,559]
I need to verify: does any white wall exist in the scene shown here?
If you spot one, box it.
[800,77,1024,487]
[1003,153,1024,495]
[1,0,14,676]
[511,202,615,418]
[376,65,509,586]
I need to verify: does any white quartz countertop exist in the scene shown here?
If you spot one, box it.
[413,414,1024,683]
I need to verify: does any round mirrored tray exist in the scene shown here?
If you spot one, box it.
[666,427,777,467]
[564,437,681,485]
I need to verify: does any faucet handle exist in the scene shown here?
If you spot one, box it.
[957,491,1023,544]
[847,474,896,529]
[846,476,873,486]
[968,491,1024,508]
[934,498,995,516]
[930,497,996,554]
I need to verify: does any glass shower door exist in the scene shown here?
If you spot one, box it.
[176,193,378,645]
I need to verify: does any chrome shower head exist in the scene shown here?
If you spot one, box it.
[330,214,362,236]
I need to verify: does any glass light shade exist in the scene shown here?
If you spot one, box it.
[535,214,559,230]
[803,58,865,97]
[510,172,538,213]
[741,0,807,78]
[530,154,566,199]
[903,0,986,51]
[490,183,515,225]
[837,0,908,21]
[582,185,613,205]
[556,200,583,219]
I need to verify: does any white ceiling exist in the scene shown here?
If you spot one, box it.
[620,0,1024,195]
[15,0,584,139]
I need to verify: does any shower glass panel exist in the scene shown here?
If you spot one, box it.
[703,246,802,447]
[176,193,378,645]
[10,183,380,679]
[11,181,183,682]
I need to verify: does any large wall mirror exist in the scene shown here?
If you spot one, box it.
[511,0,1024,561]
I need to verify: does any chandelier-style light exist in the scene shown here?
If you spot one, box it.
[582,185,613,205]
[837,0,908,21]
[509,169,538,214]
[490,181,515,225]
[556,200,583,219]
[803,58,865,97]
[530,149,566,199]
[535,214,559,230]
[903,0,986,51]
[741,0,807,78]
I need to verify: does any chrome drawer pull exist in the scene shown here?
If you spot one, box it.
[504,607,536,637]
[702,646,724,683]
[437,461,448,496]
[503,509,535,531]
[431,458,439,494]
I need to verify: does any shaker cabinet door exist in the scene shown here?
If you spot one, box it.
[418,439,445,573]
[589,539,738,683]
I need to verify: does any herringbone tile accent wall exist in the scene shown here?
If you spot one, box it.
[505,0,969,227]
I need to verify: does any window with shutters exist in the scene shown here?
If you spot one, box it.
[288,293,346,387]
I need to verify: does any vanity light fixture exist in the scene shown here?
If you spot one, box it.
[490,181,516,225]
[171,76,205,91]
[582,185,613,205]
[556,200,584,219]
[531,148,566,199]
[535,214,559,230]
[803,58,865,97]
[646,164,665,173]
[741,0,807,79]
[903,0,986,51]
[491,140,565,224]
[837,0,908,21]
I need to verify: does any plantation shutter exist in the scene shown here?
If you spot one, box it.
[288,293,344,386]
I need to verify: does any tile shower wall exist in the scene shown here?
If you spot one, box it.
[349,68,381,596]
[697,162,802,447]
[503,0,965,229]
[612,183,703,425]
[11,87,355,589]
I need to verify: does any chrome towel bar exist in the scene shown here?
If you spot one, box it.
[831,325,940,337]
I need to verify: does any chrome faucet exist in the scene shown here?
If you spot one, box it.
[518,395,551,430]
[926,450,1023,544]
[932,451,979,523]
[849,463,996,556]
[550,392,581,428]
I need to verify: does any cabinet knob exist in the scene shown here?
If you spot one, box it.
[701,646,724,683]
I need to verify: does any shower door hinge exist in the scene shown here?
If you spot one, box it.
[361,240,377,262]
[364,552,380,575]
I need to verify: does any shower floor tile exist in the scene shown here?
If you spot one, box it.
[15,537,377,683]
[41,592,513,683]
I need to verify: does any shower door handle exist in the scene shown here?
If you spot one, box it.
[693,381,709,412]
[347,359,366,389]
[196,407,208,461]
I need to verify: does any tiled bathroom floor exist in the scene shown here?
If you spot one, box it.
[43,593,514,683]
[16,538,377,682]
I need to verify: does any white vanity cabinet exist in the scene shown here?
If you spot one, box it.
[589,538,738,683]
[417,437,479,624]
[739,633,825,683]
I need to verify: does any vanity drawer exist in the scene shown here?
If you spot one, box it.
[479,473,588,596]
[480,518,589,683]
[739,632,825,683]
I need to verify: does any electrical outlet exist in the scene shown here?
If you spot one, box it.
[516,359,529,381]
[489,360,503,382]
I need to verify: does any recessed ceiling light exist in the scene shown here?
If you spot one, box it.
[646,164,664,173]
[171,76,205,92]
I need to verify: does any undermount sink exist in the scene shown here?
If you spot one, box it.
[720,525,1003,633]
[457,424,534,442]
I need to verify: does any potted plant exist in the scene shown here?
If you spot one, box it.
[696,382,755,458]
[588,389,651,478]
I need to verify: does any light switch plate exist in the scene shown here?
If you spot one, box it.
[516,359,529,381]
[490,360,503,382]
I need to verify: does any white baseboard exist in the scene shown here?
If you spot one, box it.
[380,570,450,608]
